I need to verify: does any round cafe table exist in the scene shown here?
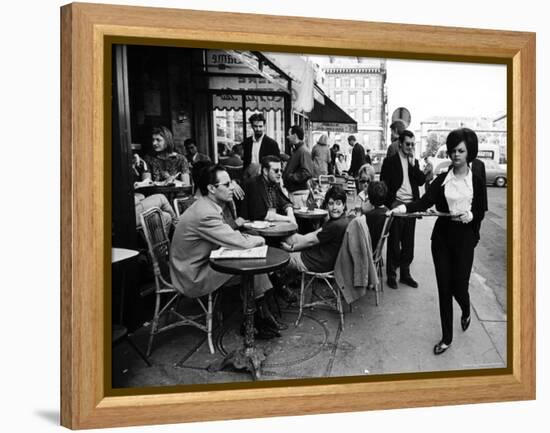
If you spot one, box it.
[208,247,290,380]
[294,208,328,232]
[112,248,151,366]
[135,184,193,203]
[242,221,298,239]
[293,208,328,220]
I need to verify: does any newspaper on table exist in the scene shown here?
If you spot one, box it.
[210,245,268,259]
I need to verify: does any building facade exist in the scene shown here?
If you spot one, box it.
[315,57,387,153]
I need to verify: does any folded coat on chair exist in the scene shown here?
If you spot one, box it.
[334,216,378,304]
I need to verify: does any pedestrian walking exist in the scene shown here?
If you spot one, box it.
[390,128,488,355]
[311,134,331,177]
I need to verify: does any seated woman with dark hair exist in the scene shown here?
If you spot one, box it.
[142,126,190,184]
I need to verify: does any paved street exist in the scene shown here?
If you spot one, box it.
[476,187,507,311]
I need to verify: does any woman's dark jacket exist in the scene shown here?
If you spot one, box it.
[405,168,487,244]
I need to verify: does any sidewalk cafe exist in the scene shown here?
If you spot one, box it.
[111,45,388,383]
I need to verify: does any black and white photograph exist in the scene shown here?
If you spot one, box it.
[111,45,508,387]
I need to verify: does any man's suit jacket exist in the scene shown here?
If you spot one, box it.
[169,196,263,298]
[239,175,292,221]
[380,152,426,208]
[241,135,280,169]
[348,143,366,177]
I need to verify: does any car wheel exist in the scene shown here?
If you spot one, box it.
[495,176,506,187]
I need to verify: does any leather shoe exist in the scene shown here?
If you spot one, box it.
[387,278,398,289]
[461,315,471,331]
[400,275,418,288]
[276,284,298,304]
[433,341,451,355]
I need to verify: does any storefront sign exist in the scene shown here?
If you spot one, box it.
[210,76,286,111]
[312,122,357,133]
[212,93,284,112]
[206,50,251,74]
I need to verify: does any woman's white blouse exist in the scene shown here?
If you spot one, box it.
[442,168,474,221]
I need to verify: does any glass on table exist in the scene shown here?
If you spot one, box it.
[266,207,277,221]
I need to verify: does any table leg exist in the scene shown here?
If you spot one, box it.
[207,274,266,380]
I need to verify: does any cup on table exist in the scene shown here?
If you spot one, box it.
[182,172,190,186]
[266,207,277,221]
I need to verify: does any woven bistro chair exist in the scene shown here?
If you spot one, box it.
[140,207,218,356]
[295,269,345,329]
[173,196,197,218]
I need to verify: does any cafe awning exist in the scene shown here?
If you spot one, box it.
[309,94,358,133]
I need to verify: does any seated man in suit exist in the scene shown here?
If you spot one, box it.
[241,155,298,304]
[169,164,285,338]
[240,156,296,224]
[184,138,210,168]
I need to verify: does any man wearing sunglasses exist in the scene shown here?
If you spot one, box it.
[240,156,296,224]
[170,164,282,339]
[380,130,426,290]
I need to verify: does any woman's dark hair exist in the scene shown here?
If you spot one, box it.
[197,163,226,196]
[367,181,388,207]
[151,126,174,153]
[290,125,304,140]
[446,127,478,163]
[322,185,347,211]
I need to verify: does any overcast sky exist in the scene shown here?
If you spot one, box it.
[386,59,507,131]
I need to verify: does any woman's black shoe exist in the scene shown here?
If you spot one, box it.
[461,315,471,331]
[433,341,451,355]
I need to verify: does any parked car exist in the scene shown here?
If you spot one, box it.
[432,159,507,187]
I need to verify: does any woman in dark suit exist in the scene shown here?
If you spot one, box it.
[391,128,487,355]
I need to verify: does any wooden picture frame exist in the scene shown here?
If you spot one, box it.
[60,2,535,429]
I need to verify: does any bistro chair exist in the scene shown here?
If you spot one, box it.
[371,214,393,306]
[318,174,336,187]
[222,164,243,183]
[140,207,218,356]
[295,269,345,329]
[173,196,197,218]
